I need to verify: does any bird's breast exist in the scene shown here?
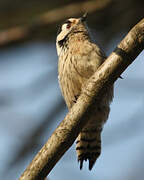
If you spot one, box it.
[58,51,87,109]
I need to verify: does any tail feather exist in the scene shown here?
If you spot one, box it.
[78,152,100,170]
[76,104,110,170]
[76,127,102,170]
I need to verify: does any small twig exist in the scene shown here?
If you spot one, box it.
[19,18,144,180]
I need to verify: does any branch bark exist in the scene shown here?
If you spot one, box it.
[19,18,144,180]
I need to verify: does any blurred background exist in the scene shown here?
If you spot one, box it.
[0,0,144,179]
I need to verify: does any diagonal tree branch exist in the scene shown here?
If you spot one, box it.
[19,18,144,180]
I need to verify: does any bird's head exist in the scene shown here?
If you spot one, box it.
[56,14,88,55]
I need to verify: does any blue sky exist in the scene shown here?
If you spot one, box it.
[0,38,144,180]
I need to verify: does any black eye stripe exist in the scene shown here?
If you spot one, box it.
[57,20,72,35]
[64,20,71,24]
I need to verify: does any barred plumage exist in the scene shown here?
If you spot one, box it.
[56,15,113,170]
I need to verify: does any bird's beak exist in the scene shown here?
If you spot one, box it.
[80,12,88,22]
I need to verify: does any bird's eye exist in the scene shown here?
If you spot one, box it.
[66,23,71,29]
[64,20,71,29]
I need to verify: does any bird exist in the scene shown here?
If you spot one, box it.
[56,14,113,170]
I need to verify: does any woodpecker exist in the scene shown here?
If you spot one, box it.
[56,14,113,170]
